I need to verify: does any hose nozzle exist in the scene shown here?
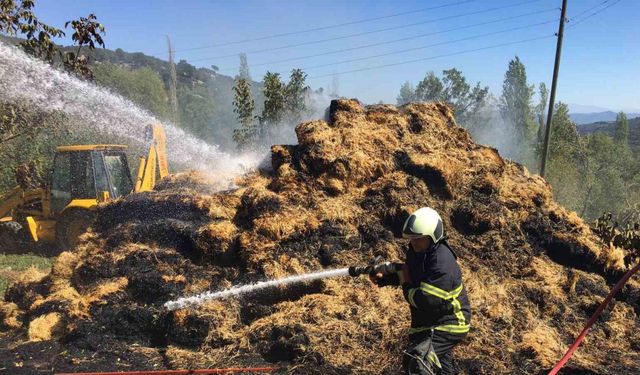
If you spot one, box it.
[348,261,401,277]
[348,265,373,277]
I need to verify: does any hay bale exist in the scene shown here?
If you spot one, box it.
[27,312,63,341]
[2,99,638,374]
[0,302,22,329]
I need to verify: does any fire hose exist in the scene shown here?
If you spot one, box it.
[548,262,640,374]
[57,260,637,374]
[55,367,278,375]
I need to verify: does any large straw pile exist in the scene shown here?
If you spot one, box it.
[1,100,638,374]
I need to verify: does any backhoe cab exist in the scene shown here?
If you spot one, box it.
[0,123,168,251]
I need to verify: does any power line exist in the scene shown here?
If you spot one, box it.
[306,34,555,80]
[567,0,623,28]
[567,0,610,22]
[188,0,550,62]
[165,0,477,54]
[218,7,558,73]
[286,19,557,74]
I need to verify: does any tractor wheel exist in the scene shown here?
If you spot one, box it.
[0,221,25,253]
[56,209,96,250]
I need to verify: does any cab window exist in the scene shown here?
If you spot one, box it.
[51,153,71,214]
[104,152,133,198]
[92,151,110,196]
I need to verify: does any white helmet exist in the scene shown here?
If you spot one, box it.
[402,207,444,243]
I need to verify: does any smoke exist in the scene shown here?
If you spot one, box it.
[278,90,331,143]
[251,90,332,160]
[462,98,524,162]
[0,41,265,187]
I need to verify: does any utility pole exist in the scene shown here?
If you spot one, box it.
[166,35,179,126]
[540,0,568,178]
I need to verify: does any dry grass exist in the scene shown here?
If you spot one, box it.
[1,99,637,374]
[27,312,63,341]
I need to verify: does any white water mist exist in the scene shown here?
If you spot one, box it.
[0,41,261,183]
[164,267,350,311]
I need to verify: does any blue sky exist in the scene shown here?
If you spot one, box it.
[34,0,639,112]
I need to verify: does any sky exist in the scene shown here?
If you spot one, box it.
[33,0,639,112]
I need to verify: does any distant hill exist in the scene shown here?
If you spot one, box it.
[570,111,640,125]
[577,117,640,150]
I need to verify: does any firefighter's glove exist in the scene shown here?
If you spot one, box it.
[369,262,404,287]
[400,263,411,286]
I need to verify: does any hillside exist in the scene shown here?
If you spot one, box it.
[578,116,640,150]
[570,111,640,125]
[1,100,638,374]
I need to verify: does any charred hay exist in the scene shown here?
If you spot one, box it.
[1,99,639,374]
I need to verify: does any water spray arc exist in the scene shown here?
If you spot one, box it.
[164,259,400,311]
[164,268,351,311]
[0,41,260,180]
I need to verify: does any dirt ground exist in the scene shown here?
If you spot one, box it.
[1,99,638,374]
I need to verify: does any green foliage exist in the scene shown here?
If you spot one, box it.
[396,81,416,106]
[414,69,489,125]
[93,63,169,118]
[259,71,285,131]
[0,100,66,145]
[1,1,104,79]
[593,213,640,263]
[614,111,629,146]
[535,82,548,151]
[63,13,105,80]
[232,77,256,150]
[178,84,217,141]
[544,102,639,223]
[284,68,309,124]
[0,0,64,64]
[545,103,587,212]
[582,133,628,219]
[500,56,537,165]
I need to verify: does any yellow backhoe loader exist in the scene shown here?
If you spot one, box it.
[0,123,169,251]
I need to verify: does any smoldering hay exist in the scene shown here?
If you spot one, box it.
[1,100,639,374]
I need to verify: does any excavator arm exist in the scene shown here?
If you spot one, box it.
[134,123,169,192]
[0,187,47,220]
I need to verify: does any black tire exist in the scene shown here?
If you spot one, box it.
[56,209,96,250]
[0,221,24,253]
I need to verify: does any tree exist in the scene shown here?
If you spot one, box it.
[500,56,536,163]
[63,13,105,79]
[535,82,548,151]
[413,69,488,125]
[545,102,587,212]
[176,59,196,80]
[232,77,256,150]
[396,81,416,105]
[284,68,309,123]
[614,111,629,146]
[1,0,64,63]
[259,71,285,133]
[0,100,65,144]
[238,53,251,81]
[581,133,627,219]
[92,63,169,118]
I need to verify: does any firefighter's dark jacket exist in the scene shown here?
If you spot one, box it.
[379,241,471,335]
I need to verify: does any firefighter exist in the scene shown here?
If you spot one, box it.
[371,207,471,375]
